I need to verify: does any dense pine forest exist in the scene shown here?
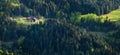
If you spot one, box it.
[0,0,120,55]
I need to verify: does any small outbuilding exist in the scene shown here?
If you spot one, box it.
[26,16,39,22]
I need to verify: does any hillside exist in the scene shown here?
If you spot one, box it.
[102,8,120,22]
[0,0,120,55]
[10,17,45,25]
[1,0,120,18]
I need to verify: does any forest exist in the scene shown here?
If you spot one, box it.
[0,0,120,55]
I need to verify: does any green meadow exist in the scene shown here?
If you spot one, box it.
[102,9,120,22]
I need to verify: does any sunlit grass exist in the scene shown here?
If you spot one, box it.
[11,2,20,7]
[11,17,45,25]
[74,14,104,23]
[101,9,120,22]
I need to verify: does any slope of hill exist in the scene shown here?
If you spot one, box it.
[102,8,120,22]
[10,17,45,25]
[2,0,120,18]
[0,0,120,55]
[1,19,120,55]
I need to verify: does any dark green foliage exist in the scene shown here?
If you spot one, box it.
[0,19,119,55]
[1,0,120,18]
[0,0,120,55]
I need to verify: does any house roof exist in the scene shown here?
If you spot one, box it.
[26,16,39,22]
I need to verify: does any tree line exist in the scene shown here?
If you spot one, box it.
[0,0,120,55]
[2,0,120,18]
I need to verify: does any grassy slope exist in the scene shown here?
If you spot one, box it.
[11,17,45,25]
[11,8,120,25]
[101,9,120,22]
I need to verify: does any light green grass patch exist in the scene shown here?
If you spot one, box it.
[11,2,20,7]
[11,17,45,25]
[76,14,99,22]
[101,9,120,22]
